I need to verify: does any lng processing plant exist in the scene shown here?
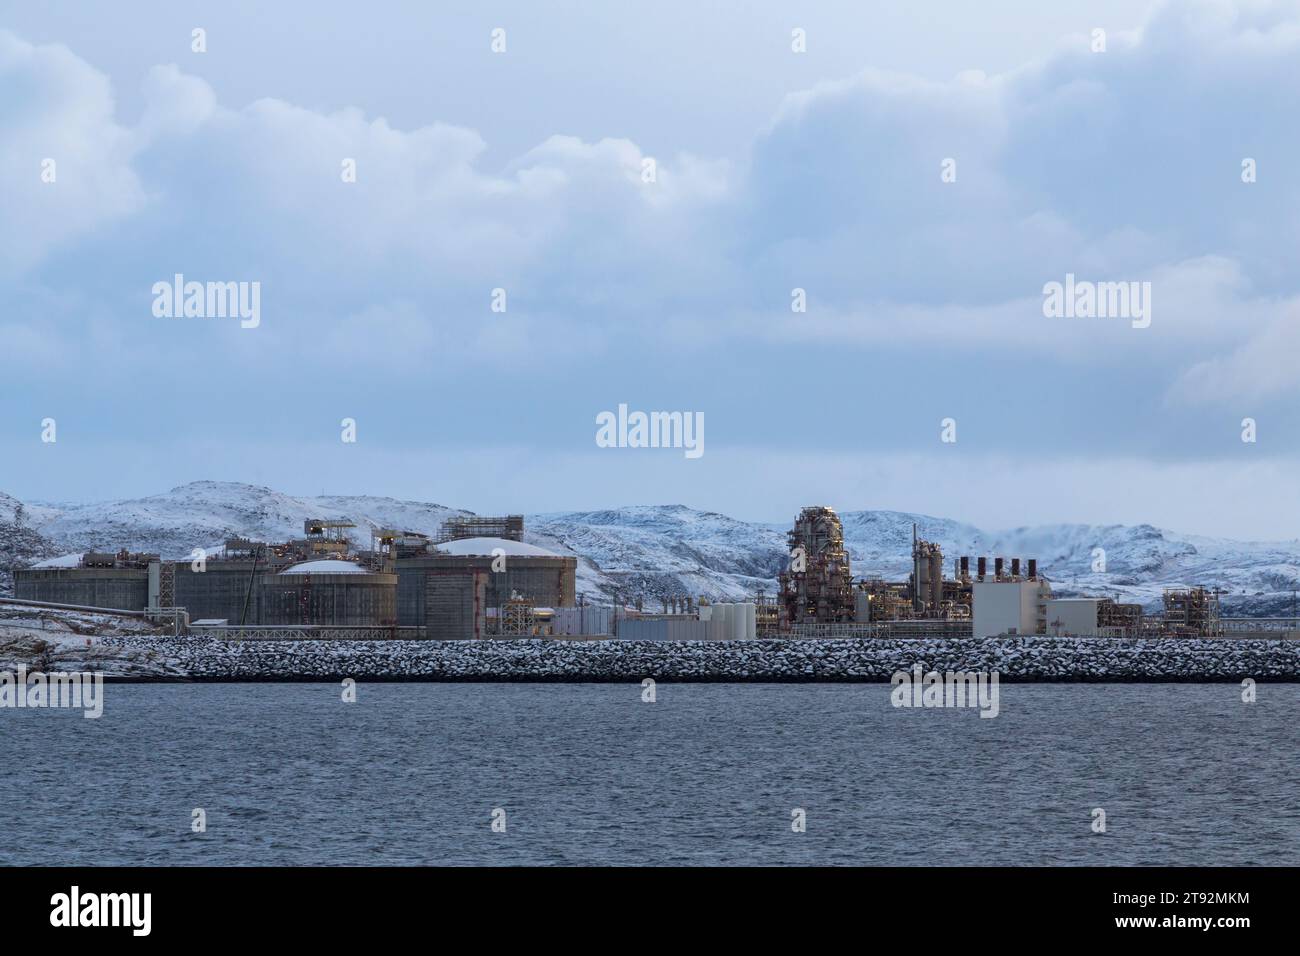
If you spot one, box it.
[6,505,1275,641]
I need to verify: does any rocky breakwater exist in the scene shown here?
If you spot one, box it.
[91,635,1300,682]
[0,608,187,679]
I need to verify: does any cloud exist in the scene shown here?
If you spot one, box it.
[1169,302,1300,403]
[0,32,144,275]
[4,0,1300,437]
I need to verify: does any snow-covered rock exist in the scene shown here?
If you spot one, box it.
[93,634,1300,683]
[0,492,62,596]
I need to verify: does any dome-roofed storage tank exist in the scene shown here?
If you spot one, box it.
[396,535,577,639]
[258,560,397,626]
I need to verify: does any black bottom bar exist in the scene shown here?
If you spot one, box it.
[0,865,1281,941]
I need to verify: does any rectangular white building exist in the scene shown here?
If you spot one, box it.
[972,579,1052,638]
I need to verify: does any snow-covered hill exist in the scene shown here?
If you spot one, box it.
[0,492,62,594]
[5,481,1300,614]
[29,481,469,559]
[831,511,1300,616]
[529,505,789,604]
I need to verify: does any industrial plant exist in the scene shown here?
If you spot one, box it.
[774,505,1223,639]
[9,504,1240,641]
[14,515,574,640]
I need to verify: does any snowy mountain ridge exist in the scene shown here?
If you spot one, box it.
[2,481,1298,614]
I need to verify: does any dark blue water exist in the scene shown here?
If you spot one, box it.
[1,683,1294,865]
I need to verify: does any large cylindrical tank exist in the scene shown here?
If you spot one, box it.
[172,561,265,624]
[13,567,148,611]
[744,603,756,639]
[395,543,577,628]
[259,560,397,626]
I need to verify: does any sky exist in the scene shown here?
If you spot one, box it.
[3,0,1300,538]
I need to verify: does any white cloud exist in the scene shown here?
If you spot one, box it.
[1169,302,1300,403]
[4,1,1300,412]
[0,32,144,275]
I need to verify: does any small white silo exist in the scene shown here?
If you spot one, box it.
[730,602,745,640]
[717,603,732,641]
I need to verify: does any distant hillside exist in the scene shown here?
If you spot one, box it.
[30,481,469,559]
[5,481,1299,614]
[0,492,61,595]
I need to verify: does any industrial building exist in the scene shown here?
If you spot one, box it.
[1045,597,1145,638]
[618,602,757,641]
[15,550,156,611]
[161,521,398,627]
[167,558,265,624]
[972,578,1052,638]
[777,508,1046,635]
[396,536,577,639]
[769,505,1238,639]
[15,520,398,628]
[15,515,575,638]
[11,502,1237,642]
[778,506,855,624]
[258,560,397,626]
[438,515,524,543]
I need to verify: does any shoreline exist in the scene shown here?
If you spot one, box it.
[63,635,1300,684]
[81,674,1300,684]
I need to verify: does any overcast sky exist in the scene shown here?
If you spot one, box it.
[4,0,1300,538]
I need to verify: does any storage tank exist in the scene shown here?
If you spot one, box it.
[744,603,756,640]
[709,605,727,640]
[258,560,397,626]
[13,565,149,611]
[396,537,577,633]
[171,560,266,624]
